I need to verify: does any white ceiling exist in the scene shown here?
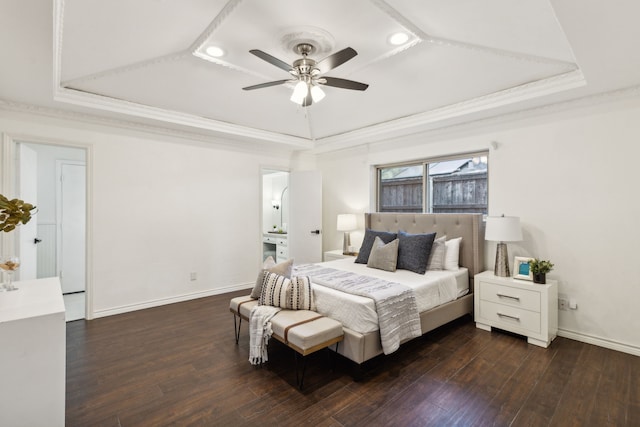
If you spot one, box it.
[2,0,640,151]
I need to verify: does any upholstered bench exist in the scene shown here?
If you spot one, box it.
[230,295,344,388]
[229,295,259,343]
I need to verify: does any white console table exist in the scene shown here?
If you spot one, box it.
[0,277,66,427]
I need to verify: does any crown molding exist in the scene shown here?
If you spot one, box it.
[314,84,640,155]
[52,87,312,149]
[5,84,640,159]
[0,97,301,156]
[313,69,586,151]
[52,67,587,154]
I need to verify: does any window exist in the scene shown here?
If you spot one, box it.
[377,153,488,214]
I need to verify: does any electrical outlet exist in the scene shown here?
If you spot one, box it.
[558,298,568,311]
[190,272,197,281]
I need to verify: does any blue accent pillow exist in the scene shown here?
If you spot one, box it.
[397,230,436,274]
[355,229,398,264]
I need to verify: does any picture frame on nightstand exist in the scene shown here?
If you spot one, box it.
[513,256,534,281]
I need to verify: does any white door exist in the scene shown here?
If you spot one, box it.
[288,171,322,264]
[59,163,86,293]
[18,144,38,280]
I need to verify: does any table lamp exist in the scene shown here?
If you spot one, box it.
[485,215,522,277]
[337,214,357,255]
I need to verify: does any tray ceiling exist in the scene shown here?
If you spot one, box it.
[4,1,640,151]
[52,0,583,149]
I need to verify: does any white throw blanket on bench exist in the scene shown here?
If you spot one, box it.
[294,264,421,355]
[249,305,281,365]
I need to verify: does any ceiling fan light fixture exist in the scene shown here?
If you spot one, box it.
[310,85,325,103]
[389,32,409,45]
[290,80,308,105]
[244,44,368,106]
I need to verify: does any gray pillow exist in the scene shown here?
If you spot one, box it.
[367,236,399,272]
[250,257,294,299]
[397,230,436,274]
[427,235,447,270]
[355,229,398,264]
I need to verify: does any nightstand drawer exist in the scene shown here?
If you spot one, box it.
[478,300,541,334]
[480,282,541,312]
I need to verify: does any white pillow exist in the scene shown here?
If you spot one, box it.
[444,237,462,271]
[427,235,447,270]
[259,272,316,311]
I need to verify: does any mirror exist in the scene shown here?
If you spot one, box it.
[262,169,289,234]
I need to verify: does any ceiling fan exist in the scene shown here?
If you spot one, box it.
[242,43,369,107]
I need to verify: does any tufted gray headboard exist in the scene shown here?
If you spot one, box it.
[365,212,485,290]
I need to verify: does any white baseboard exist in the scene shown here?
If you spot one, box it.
[91,282,253,319]
[558,328,640,357]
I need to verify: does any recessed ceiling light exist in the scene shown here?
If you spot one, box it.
[206,46,225,57]
[389,32,409,46]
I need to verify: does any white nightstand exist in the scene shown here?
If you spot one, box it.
[324,249,358,262]
[474,270,558,348]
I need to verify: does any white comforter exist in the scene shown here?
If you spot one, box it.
[304,258,468,334]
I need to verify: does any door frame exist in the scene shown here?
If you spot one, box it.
[0,133,94,319]
[260,166,289,266]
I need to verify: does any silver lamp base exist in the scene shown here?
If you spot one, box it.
[342,231,351,255]
[494,242,510,277]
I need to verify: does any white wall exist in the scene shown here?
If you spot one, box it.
[0,110,291,317]
[3,94,639,354]
[317,96,640,354]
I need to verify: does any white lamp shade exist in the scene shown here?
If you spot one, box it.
[310,85,325,103]
[485,216,522,242]
[290,81,308,105]
[337,214,357,231]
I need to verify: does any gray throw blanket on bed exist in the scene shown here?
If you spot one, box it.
[293,264,421,354]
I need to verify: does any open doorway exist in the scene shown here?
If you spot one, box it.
[261,169,289,263]
[260,168,323,264]
[16,142,87,322]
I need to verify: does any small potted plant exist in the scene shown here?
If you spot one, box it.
[528,258,554,284]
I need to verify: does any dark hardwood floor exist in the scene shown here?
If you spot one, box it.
[66,290,639,426]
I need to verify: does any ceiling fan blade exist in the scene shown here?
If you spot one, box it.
[315,47,357,74]
[321,77,369,91]
[249,49,292,72]
[242,79,290,91]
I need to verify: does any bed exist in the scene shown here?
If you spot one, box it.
[302,212,485,365]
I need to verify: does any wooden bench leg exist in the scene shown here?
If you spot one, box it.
[233,314,242,345]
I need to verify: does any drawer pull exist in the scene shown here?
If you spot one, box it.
[496,293,520,302]
[497,312,520,321]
